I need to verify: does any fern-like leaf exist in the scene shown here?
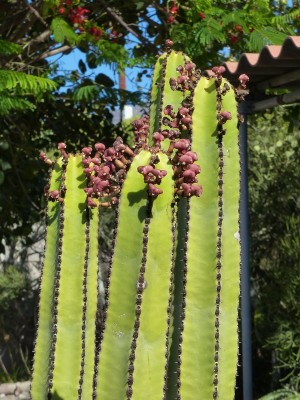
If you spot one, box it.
[51,17,79,44]
[0,70,57,94]
[221,12,246,29]
[258,389,300,400]
[248,27,288,51]
[73,85,99,101]
[96,40,128,67]
[194,19,225,46]
[271,8,300,25]
[0,93,35,115]
[0,39,21,55]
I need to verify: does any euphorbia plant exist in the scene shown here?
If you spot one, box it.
[31,41,248,400]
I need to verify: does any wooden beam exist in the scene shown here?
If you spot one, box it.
[256,68,300,91]
[251,88,300,112]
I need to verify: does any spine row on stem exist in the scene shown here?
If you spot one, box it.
[32,43,248,400]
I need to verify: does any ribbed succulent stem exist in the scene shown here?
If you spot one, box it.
[126,152,175,400]
[126,212,151,399]
[166,198,188,399]
[31,161,63,400]
[149,51,189,149]
[50,155,87,399]
[216,81,241,399]
[176,198,190,400]
[80,207,99,399]
[95,150,151,400]
[32,155,99,400]
[48,177,65,396]
[213,135,224,399]
[33,48,243,400]
[178,77,219,399]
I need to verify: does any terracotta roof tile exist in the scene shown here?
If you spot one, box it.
[221,36,300,90]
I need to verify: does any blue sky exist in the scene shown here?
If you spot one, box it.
[48,46,152,95]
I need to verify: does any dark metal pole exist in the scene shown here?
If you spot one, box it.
[239,105,253,400]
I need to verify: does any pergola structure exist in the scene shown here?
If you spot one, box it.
[222,36,300,399]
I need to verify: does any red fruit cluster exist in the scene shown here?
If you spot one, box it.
[132,116,150,148]
[172,139,202,198]
[234,74,250,102]
[217,111,232,125]
[228,24,244,45]
[162,103,193,132]
[169,60,200,92]
[81,138,134,208]
[167,1,179,23]
[212,66,226,80]
[53,1,111,41]
[86,26,103,38]
[137,165,167,197]
[68,6,90,26]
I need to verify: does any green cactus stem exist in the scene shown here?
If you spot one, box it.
[216,80,241,399]
[126,152,175,400]
[31,160,63,400]
[80,206,99,399]
[95,150,151,400]
[32,44,247,400]
[176,73,241,400]
[177,76,220,399]
[32,154,99,400]
[149,50,191,149]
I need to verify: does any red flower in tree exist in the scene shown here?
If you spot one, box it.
[169,1,179,15]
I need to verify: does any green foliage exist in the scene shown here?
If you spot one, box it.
[248,27,288,52]
[0,94,36,114]
[95,40,129,68]
[249,106,300,395]
[259,389,300,400]
[0,265,34,382]
[0,266,28,308]
[169,0,298,66]
[0,39,21,55]
[0,37,57,115]
[0,70,57,115]
[51,17,80,44]
[73,84,99,101]
[0,70,57,94]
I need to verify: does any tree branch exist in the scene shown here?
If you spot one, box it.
[26,2,48,28]
[99,0,157,51]
[23,29,52,55]
[36,44,72,61]
[10,0,47,42]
